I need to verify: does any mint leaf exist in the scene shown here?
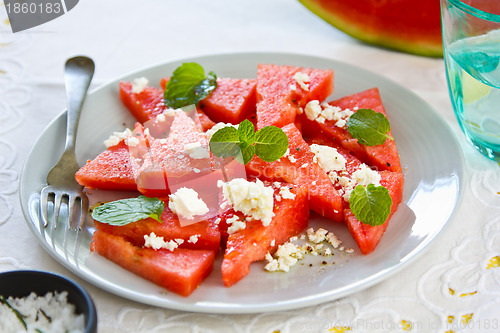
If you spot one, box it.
[209,121,288,164]
[237,119,256,145]
[91,196,165,226]
[254,126,289,162]
[347,108,393,146]
[349,184,392,226]
[164,63,217,109]
[209,126,241,158]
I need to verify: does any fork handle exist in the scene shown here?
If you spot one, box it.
[64,56,95,153]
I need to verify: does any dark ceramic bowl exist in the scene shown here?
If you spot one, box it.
[0,270,97,333]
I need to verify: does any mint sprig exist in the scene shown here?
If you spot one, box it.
[349,184,392,226]
[209,119,288,164]
[91,195,165,226]
[347,108,393,146]
[164,62,217,109]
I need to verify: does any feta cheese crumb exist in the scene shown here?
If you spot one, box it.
[279,186,296,200]
[310,144,347,173]
[184,141,210,159]
[168,187,209,219]
[305,100,322,121]
[293,72,310,91]
[352,165,381,186]
[205,122,239,141]
[218,178,274,226]
[143,232,178,251]
[104,128,133,148]
[188,234,200,244]
[265,242,306,272]
[131,77,149,94]
[125,136,139,147]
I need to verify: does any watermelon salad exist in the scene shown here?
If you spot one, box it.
[75,62,404,296]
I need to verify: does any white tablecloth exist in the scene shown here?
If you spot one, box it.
[1,0,499,332]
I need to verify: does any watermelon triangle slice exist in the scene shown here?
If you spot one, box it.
[245,123,343,222]
[119,81,215,131]
[220,182,309,287]
[300,87,402,173]
[91,230,215,296]
[75,122,148,191]
[256,64,334,129]
[307,134,404,254]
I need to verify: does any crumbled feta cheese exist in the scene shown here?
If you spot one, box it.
[270,239,276,247]
[156,113,166,122]
[131,77,149,94]
[265,242,306,272]
[293,72,310,91]
[174,238,184,245]
[305,100,322,121]
[184,141,210,159]
[228,220,246,234]
[289,84,297,91]
[125,136,139,147]
[205,122,239,141]
[304,100,355,128]
[279,186,296,200]
[307,227,328,244]
[143,232,178,251]
[288,154,297,163]
[325,232,342,249]
[104,128,133,148]
[188,234,200,244]
[310,144,347,173]
[218,178,274,226]
[168,187,209,219]
[352,165,381,186]
[193,168,200,173]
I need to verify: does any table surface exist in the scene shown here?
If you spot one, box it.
[1,1,499,332]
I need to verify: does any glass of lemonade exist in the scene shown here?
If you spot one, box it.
[441,0,500,161]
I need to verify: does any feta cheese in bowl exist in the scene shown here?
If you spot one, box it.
[0,270,97,333]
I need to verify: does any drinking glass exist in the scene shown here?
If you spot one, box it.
[441,0,500,161]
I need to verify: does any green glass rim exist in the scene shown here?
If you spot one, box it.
[446,0,500,22]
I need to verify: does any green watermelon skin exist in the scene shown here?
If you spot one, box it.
[299,0,442,57]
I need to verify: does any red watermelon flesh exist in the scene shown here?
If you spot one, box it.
[91,230,215,296]
[245,123,343,222]
[119,81,215,132]
[75,123,148,191]
[221,183,309,287]
[344,171,404,254]
[256,64,334,129]
[161,77,257,125]
[93,202,221,252]
[306,133,404,254]
[135,110,213,197]
[301,87,402,173]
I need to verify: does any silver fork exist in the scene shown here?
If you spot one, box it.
[40,56,95,231]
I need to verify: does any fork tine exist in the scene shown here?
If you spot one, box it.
[52,192,64,230]
[78,194,89,230]
[68,193,86,230]
[39,189,51,228]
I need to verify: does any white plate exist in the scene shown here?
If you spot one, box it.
[19,52,464,314]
